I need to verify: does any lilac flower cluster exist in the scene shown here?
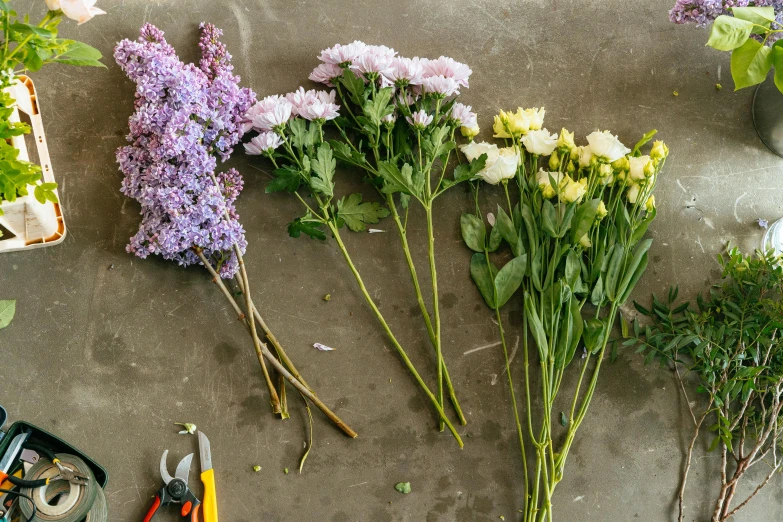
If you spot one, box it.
[308,41,477,132]
[115,23,255,278]
[670,0,783,31]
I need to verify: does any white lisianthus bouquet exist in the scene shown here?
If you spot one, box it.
[459,107,669,520]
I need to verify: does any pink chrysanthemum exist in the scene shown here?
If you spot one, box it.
[451,103,477,127]
[309,63,343,87]
[421,56,472,88]
[422,75,459,97]
[351,44,396,75]
[406,109,433,129]
[251,96,293,131]
[381,56,424,87]
[244,132,284,155]
[318,40,367,65]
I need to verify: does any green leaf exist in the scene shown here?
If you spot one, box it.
[590,276,604,306]
[494,255,527,308]
[329,140,366,167]
[267,166,302,193]
[541,200,558,238]
[731,38,773,89]
[309,144,335,197]
[287,218,326,240]
[487,219,502,252]
[394,482,412,494]
[773,42,783,93]
[9,22,54,37]
[51,41,105,68]
[443,153,487,191]
[339,68,366,104]
[560,412,568,427]
[495,206,522,257]
[565,250,580,289]
[731,7,776,31]
[604,244,624,301]
[336,193,390,232]
[363,87,394,124]
[461,213,486,253]
[0,300,16,329]
[619,253,649,304]
[631,130,657,156]
[583,318,606,354]
[570,198,601,244]
[470,253,497,309]
[616,239,653,301]
[707,15,755,51]
[377,161,416,196]
[524,292,549,360]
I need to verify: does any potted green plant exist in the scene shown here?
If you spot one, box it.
[0,0,104,251]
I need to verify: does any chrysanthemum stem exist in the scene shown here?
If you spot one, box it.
[196,249,357,438]
[326,220,463,447]
[425,204,446,432]
[385,196,466,425]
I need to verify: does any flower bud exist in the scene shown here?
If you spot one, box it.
[579,234,592,249]
[560,176,587,204]
[596,200,608,220]
[461,124,480,140]
[557,128,576,153]
[493,111,511,138]
[626,183,641,204]
[566,160,576,175]
[549,150,561,171]
[643,159,656,178]
[645,195,656,212]
[650,140,669,163]
[611,155,630,172]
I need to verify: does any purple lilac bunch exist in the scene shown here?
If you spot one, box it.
[115,23,255,278]
[670,0,783,40]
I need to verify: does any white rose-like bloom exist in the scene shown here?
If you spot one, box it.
[535,169,564,199]
[560,176,587,203]
[47,0,106,24]
[477,147,519,185]
[524,108,545,131]
[460,141,499,163]
[586,130,631,163]
[629,155,652,181]
[577,146,594,168]
[626,183,641,203]
[521,129,557,156]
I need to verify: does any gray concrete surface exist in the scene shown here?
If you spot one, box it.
[2,0,782,520]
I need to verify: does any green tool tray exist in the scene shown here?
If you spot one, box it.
[0,420,109,489]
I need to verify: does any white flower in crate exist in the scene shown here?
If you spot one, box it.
[460,141,499,163]
[46,0,106,25]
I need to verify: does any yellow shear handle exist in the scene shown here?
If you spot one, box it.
[200,469,218,522]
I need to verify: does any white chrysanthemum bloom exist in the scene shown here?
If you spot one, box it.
[521,129,557,156]
[422,75,459,96]
[309,63,343,86]
[629,155,652,181]
[406,109,434,129]
[477,147,519,185]
[318,40,368,65]
[460,141,500,163]
[244,132,284,155]
[536,169,564,199]
[451,103,477,128]
[252,98,293,131]
[421,56,472,88]
[586,130,631,163]
[381,56,424,86]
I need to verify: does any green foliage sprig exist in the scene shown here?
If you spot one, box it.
[0,1,104,218]
[629,248,783,522]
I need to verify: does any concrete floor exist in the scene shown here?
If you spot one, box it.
[2,0,783,520]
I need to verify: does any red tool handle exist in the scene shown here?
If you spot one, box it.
[191,503,201,522]
[142,495,161,522]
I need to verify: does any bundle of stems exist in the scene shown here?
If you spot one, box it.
[460,114,668,520]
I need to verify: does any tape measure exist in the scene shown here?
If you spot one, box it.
[17,454,105,522]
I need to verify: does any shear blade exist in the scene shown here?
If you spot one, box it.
[174,453,193,482]
[159,450,174,484]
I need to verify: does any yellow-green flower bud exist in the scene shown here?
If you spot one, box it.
[643,159,656,178]
[627,183,641,204]
[493,111,511,138]
[611,155,630,172]
[566,160,576,175]
[596,200,608,220]
[578,234,592,249]
[557,128,576,153]
[461,124,480,140]
[650,140,669,163]
[645,195,656,212]
[549,150,561,171]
